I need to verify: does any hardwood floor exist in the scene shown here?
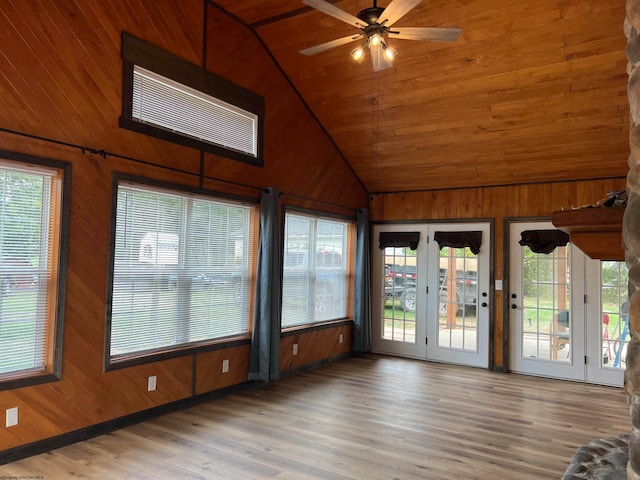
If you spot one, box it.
[0,354,631,479]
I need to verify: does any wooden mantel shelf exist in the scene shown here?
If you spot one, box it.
[551,207,625,261]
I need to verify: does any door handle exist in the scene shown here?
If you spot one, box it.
[482,302,488,308]
[511,304,517,309]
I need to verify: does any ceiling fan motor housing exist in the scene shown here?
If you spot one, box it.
[357,7,385,25]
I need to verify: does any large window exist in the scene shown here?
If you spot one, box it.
[281,212,350,328]
[0,158,68,388]
[120,33,264,166]
[106,178,257,367]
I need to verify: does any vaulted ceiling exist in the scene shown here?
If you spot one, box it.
[213,0,629,194]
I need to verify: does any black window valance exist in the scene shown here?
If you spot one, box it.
[433,231,482,255]
[519,230,569,254]
[378,231,420,250]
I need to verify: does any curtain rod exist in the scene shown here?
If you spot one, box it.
[0,126,263,193]
[0,126,359,213]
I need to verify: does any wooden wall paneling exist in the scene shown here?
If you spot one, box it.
[280,324,353,372]
[195,345,251,395]
[202,7,368,211]
[0,0,206,172]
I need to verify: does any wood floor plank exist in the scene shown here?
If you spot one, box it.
[0,354,631,479]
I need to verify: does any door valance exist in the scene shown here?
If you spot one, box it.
[378,231,420,250]
[433,231,482,255]
[519,230,569,254]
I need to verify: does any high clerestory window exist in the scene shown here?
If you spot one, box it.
[0,154,69,390]
[105,176,257,368]
[120,33,264,166]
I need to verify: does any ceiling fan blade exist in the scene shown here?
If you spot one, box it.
[388,26,462,42]
[300,33,364,56]
[303,0,367,28]
[377,0,422,27]
[371,47,393,72]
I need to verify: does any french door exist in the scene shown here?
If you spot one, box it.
[372,223,491,368]
[509,221,628,386]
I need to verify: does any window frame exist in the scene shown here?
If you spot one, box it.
[104,173,258,370]
[281,207,355,330]
[119,32,265,166]
[0,150,70,391]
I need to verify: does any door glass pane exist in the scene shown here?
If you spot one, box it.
[382,247,416,343]
[437,247,478,351]
[521,244,571,362]
[601,261,629,370]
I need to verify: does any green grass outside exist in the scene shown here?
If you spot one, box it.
[0,289,41,374]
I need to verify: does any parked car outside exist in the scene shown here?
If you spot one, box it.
[384,264,477,314]
[0,258,39,294]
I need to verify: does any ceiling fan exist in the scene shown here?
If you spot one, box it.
[300,0,462,71]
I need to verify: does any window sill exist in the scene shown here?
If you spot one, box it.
[106,335,252,371]
[0,371,60,392]
[281,319,353,337]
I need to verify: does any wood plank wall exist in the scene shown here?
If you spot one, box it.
[0,0,366,453]
[369,178,628,369]
[280,324,353,373]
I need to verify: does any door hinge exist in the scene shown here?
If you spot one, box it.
[426,337,428,345]
[426,286,429,294]
[584,295,587,304]
[584,355,588,365]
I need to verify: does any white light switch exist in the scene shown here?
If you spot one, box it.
[495,280,503,291]
[6,407,18,427]
[148,375,157,391]
[222,359,229,373]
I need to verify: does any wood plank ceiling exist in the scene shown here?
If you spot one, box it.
[212,0,629,193]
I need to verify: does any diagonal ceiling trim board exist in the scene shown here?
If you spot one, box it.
[207,1,369,194]
[248,0,343,29]
[369,175,628,196]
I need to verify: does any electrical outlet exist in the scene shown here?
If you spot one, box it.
[222,359,229,373]
[292,343,298,355]
[339,334,344,344]
[148,375,157,392]
[6,407,18,427]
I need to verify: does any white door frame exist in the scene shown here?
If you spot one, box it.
[584,259,625,386]
[425,222,491,369]
[508,221,587,381]
[371,224,428,359]
[508,220,625,386]
[372,222,491,368]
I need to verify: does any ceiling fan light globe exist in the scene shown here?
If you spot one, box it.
[383,45,397,60]
[369,33,383,49]
[350,46,366,62]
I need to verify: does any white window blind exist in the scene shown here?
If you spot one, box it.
[0,164,60,379]
[108,182,255,362]
[281,213,349,328]
[132,65,258,157]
